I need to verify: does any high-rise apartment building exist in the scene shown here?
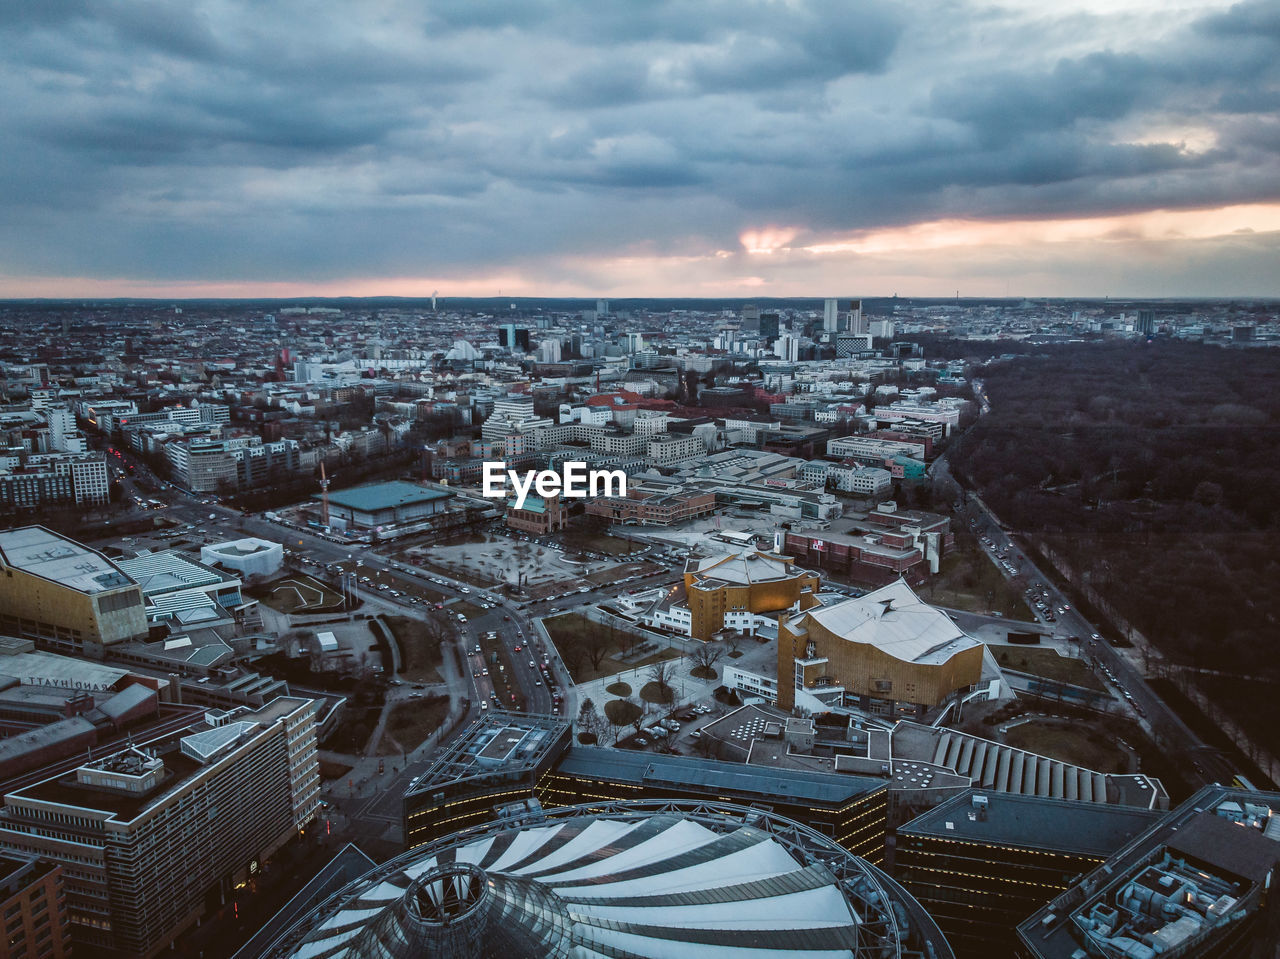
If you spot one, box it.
[0,697,320,958]
[481,396,553,442]
[848,299,868,333]
[823,298,840,331]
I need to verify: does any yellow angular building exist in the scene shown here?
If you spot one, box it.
[682,549,822,641]
[778,579,984,718]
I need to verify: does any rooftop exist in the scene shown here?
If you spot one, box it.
[407,711,569,796]
[117,550,232,597]
[900,789,1163,858]
[1018,786,1280,959]
[0,855,59,901]
[8,697,312,822]
[264,801,953,959]
[686,549,802,587]
[320,481,452,513]
[891,720,1167,808]
[0,650,130,692]
[202,537,278,557]
[788,579,980,666]
[556,745,886,805]
[0,526,135,594]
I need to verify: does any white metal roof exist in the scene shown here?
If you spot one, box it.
[180,720,260,763]
[790,579,980,665]
[688,550,797,587]
[118,551,223,596]
[0,526,134,595]
[0,652,130,691]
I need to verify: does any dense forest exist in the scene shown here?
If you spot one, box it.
[947,340,1280,751]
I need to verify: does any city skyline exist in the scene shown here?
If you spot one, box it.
[1,0,1278,298]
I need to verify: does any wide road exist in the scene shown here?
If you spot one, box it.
[954,470,1237,788]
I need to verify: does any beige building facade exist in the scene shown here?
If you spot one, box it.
[778,579,983,717]
[0,527,146,652]
[683,549,822,641]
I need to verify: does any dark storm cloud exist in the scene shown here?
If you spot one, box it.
[0,0,1275,290]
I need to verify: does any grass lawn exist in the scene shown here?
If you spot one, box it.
[690,665,717,680]
[1004,721,1129,774]
[383,615,445,682]
[451,600,487,619]
[584,560,661,585]
[543,613,680,684]
[582,534,645,556]
[605,699,642,725]
[606,682,632,696]
[920,544,1029,618]
[575,647,680,686]
[640,681,674,704]
[995,647,1104,691]
[250,574,345,613]
[379,695,450,756]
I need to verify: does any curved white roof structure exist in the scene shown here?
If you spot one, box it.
[687,549,800,586]
[788,579,979,666]
[264,801,952,959]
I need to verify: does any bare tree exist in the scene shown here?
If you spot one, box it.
[689,642,723,676]
[646,660,674,702]
[630,701,648,738]
[577,698,604,741]
[615,624,642,659]
[555,633,588,680]
[725,630,745,655]
[605,705,627,744]
[584,626,615,672]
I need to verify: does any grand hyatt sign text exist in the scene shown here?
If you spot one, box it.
[482,462,626,510]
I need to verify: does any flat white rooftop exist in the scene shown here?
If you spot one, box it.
[0,527,135,595]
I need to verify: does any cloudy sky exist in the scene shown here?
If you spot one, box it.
[1,0,1277,298]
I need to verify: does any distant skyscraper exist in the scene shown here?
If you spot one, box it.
[741,303,761,332]
[759,313,780,340]
[537,338,562,363]
[499,324,530,351]
[1137,310,1155,337]
[847,299,867,334]
[870,319,894,339]
[823,298,839,332]
[596,299,609,316]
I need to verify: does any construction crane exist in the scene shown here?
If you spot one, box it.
[319,461,331,528]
